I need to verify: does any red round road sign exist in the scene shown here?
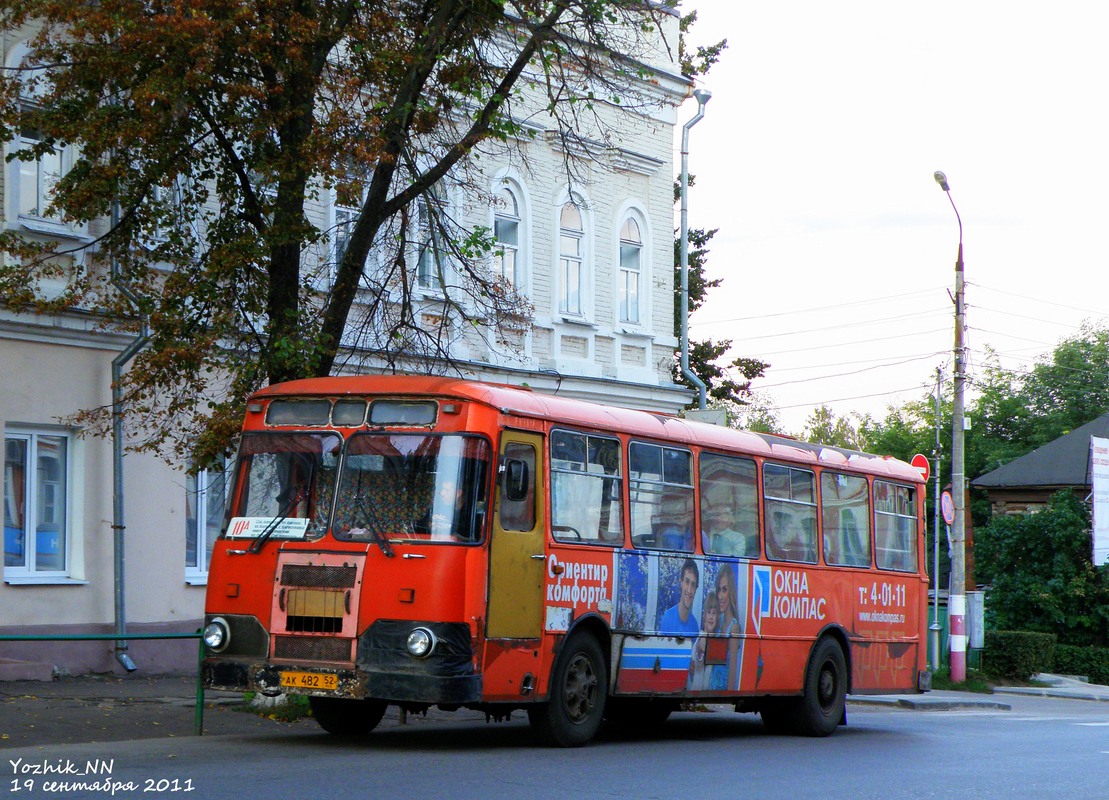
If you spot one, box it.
[910,453,930,483]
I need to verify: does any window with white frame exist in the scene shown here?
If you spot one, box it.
[6,44,74,233]
[4,429,70,576]
[15,123,65,222]
[619,216,643,324]
[331,185,386,292]
[185,464,227,581]
[559,202,584,316]
[415,190,445,291]
[494,185,521,286]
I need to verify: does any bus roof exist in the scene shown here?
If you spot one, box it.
[252,375,922,484]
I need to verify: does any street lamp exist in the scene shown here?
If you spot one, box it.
[679,88,711,410]
[934,170,968,682]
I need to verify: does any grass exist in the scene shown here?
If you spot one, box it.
[930,668,1050,694]
[237,691,314,722]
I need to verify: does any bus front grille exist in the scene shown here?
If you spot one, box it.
[280,564,358,589]
[273,636,353,663]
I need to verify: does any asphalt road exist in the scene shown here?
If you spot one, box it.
[2,688,1107,800]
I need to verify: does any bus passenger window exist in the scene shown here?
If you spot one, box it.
[700,453,759,558]
[499,443,537,532]
[629,442,694,552]
[875,481,917,571]
[764,464,817,564]
[821,472,871,567]
[550,430,623,544]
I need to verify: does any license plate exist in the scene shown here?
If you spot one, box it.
[279,670,338,691]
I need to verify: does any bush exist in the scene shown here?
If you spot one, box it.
[1053,644,1109,685]
[974,491,1109,647]
[983,630,1056,681]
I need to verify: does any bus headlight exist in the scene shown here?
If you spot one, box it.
[203,617,230,653]
[406,627,437,658]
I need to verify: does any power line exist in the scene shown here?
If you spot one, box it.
[753,326,950,357]
[969,282,1108,318]
[695,285,948,326]
[758,352,947,389]
[711,307,949,343]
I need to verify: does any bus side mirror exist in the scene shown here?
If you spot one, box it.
[503,459,529,502]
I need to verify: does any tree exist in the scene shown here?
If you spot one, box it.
[671,215,768,407]
[974,491,1109,646]
[0,0,685,464]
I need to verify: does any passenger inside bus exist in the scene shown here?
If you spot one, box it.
[767,510,817,563]
[702,505,753,557]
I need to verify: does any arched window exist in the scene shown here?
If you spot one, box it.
[494,186,520,286]
[6,42,71,232]
[559,202,584,316]
[619,216,643,324]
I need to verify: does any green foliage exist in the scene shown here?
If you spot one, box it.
[983,630,1057,681]
[672,225,769,408]
[677,9,727,78]
[975,492,1109,646]
[1053,644,1109,685]
[0,0,681,465]
[802,405,862,449]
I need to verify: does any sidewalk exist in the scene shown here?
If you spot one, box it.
[2,672,1106,749]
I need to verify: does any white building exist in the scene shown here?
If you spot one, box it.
[0,8,693,678]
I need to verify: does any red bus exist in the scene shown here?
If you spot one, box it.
[202,376,930,746]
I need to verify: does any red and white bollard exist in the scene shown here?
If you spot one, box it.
[949,593,966,682]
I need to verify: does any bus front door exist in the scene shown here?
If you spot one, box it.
[487,431,545,638]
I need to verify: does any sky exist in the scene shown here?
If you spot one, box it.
[681,0,1109,433]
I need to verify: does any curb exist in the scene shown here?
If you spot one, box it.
[848,694,1012,711]
[992,686,1109,703]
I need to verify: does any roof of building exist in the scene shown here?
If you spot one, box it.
[972,414,1109,489]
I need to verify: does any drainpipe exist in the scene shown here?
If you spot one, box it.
[679,88,711,410]
[109,195,148,673]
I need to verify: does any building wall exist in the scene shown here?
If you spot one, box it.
[0,324,207,676]
[0,9,691,677]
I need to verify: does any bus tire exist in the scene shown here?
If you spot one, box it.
[795,637,847,737]
[309,696,387,737]
[528,632,607,747]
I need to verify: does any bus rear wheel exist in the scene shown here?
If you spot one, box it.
[309,696,387,737]
[528,632,607,747]
[797,638,847,736]
[760,638,847,737]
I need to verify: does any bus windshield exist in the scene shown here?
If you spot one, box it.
[227,432,343,542]
[332,433,490,544]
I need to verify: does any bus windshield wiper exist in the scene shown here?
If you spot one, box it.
[244,462,316,555]
[355,496,395,558]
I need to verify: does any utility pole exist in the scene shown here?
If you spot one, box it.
[934,170,967,682]
[931,367,943,671]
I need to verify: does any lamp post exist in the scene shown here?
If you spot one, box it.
[679,88,711,410]
[934,170,967,682]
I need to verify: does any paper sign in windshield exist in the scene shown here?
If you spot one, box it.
[225,517,310,539]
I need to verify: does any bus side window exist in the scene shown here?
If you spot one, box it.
[550,430,624,544]
[629,442,694,552]
[700,453,759,558]
[500,443,536,532]
[820,472,871,567]
[875,481,918,571]
[764,464,817,564]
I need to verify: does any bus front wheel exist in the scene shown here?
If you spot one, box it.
[309,696,387,737]
[528,633,607,747]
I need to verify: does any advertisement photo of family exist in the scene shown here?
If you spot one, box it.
[615,553,749,693]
